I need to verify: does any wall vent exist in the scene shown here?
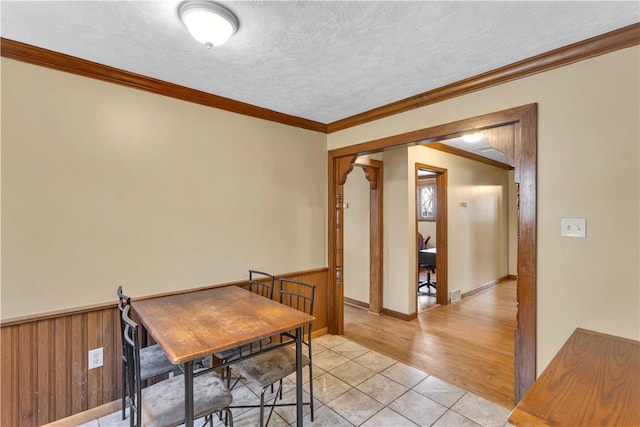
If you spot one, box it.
[449,288,462,302]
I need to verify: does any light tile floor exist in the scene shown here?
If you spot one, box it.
[80,335,513,427]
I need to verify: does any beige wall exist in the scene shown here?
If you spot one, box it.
[410,146,509,299]
[1,58,327,319]
[418,221,436,247]
[328,46,640,373]
[383,147,414,312]
[343,165,370,304]
[2,45,639,378]
[344,145,508,314]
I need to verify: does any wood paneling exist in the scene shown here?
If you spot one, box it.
[275,269,329,335]
[0,268,328,426]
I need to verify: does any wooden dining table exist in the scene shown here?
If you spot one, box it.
[131,285,316,427]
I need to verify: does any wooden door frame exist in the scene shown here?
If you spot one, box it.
[351,158,384,314]
[328,103,537,403]
[328,155,384,330]
[415,163,448,306]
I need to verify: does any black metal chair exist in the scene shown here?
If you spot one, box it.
[121,305,233,427]
[117,286,180,420]
[246,270,276,299]
[418,249,436,296]
[230,278,315,427]
[216,270,276,389]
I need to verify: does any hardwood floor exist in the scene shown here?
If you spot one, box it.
[344,279,517,409]
[418,269,437,311]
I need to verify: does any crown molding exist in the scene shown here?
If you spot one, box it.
[2,22,638,135]
[0,38,327,134]
[326,22,640,133]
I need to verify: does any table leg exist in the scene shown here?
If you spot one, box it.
[185,360,194,427]
[295,326,303,427]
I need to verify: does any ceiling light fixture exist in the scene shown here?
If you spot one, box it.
[179,1,238,48]
[462,132,484,143]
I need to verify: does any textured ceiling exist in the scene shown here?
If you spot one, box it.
[1,1,639,124]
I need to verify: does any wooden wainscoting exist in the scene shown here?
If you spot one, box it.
[0,267,328,427]
[1,306,121,427]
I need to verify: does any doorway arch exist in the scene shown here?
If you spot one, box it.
[341,157,385,314]
[327,103,537,403]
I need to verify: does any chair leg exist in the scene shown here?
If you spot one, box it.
[259,388,266,427]
[308,364,314,421]
[226,408,234,427]
[262,382,280,427]
[121,360,127,420]
[225,366,232,389]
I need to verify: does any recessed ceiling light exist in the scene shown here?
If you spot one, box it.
[462,133,484,143]
[179,1,239,48]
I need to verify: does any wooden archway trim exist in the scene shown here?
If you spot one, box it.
[352,158,384,314]
[329,155,384,322]
[328,103,537,404]
[329,155,358,334]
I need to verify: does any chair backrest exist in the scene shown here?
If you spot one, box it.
[279,278,315,345]
[248,270,275,299]
[117,286,131,355]
[121,305,143,426]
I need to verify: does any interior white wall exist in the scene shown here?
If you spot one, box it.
[327,46,640,373]
[343,167,370,304]
[1,58,327,319]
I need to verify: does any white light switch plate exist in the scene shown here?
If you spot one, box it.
[561,218,586,238]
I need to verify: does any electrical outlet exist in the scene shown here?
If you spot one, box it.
[88,347,103,370]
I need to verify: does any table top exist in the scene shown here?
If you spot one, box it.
[131,285,315,364]
[419,248,436,254]
[508,328,640,426]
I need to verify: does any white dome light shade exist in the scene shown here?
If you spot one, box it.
[179,1,238,48]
